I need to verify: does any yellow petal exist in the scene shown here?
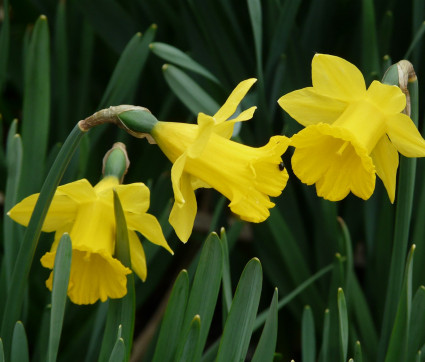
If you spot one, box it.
[169,172,197,243]
[115,183,150,213]
[278,87,347,127]
[8,193,77,232]
[213,78,257,123]
[171,154,188,206]
[191,176,211,190]
[57,179,97,203]
[128,231,147,281]
[366,81,406,114]
[371,136,399,203]
[312,54,366,101]
[126,213,173,254]
[214,106,257,139]
[386,113,425,157]
[189,113,214,158]
[41,249,131,305]
[291,124,375,201]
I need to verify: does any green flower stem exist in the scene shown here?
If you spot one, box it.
[378,62,418,360]
[0,124,85,357]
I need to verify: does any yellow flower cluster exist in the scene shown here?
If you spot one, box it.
[8,53,425,304]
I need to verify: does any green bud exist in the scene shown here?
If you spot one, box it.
[118,109,158,134]
[102,142,130,183]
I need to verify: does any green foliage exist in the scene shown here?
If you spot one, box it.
[1,0,425,361]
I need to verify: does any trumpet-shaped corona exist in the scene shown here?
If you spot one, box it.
[278,54,425,202]
[151,79,290,242]
[8,177,172,305]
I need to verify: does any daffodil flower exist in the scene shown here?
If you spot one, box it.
[8,176,172,305]
[278,54,425,202]
[148,79,290,242]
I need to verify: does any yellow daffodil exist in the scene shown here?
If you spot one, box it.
[150,79,290,242]
[278,54,425,202]
[8,176,172,305]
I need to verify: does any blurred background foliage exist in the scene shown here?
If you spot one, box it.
[1,0,425,361]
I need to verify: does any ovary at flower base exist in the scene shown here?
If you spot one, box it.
[147,79,290,242]
[278,53,425,202]
[8,176,172,305]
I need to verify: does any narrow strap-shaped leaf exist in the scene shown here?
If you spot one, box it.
[0,338,4,362]
[338,288,348,361]
[20,15,51,197]
[254,263,333,331]
[354,341,363,362]
[216,258,262,362]
[302,305,316,362]
[1,124,84,357]
[48,233,72,362]
[74,0,136,53]
[3,121,22,286]
[385,245,415,362]
[163,64,220,116]
[379,63,418,359]
[84,303,108,362]
[404,22,425,59]
[152,270,189,362]
[53,0,70,139]
[0,0,10,92]
[150,42,220,84]
[100,26,157,108]
[10,322,28,362]
[175,315,201,362]
[361,0,380,79]
[108,336,125,362]
[407,286,425,360]
[219,228,232,316]
[319,309,330,362]
[177,233,222,361]
[251,289,278,362]
[99,191,135,361]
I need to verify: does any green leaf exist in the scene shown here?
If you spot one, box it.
[319,309,330,362]
[175,315,201,362]
[150,42,220,84]
[302,305,316,362]
[99,191,135,361]
[408,286,425,360]
[10,322,28,362]
[20,15,51,197]
[0,338,3,362]
[53,0,70,139]
[108,334,125,362]
[247,0,263,71]
[385,245,415,362]
[361,0,380,79]
[216,258,262,362]
[3,121,22,286]
[379,67,418,360]
[48,233,72,362]
[162,64,220,116]
[1,124,84,357]
[100,26,157,108]
[152,270,189,362]
[219,228,232,317]
[73,0,136,53]
[177,233,222,361]
[354,341,363,362]
[338,288,348,362]
[251,289,278,362]
[0,0,10,92]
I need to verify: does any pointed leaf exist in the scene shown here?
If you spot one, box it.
[153,270,189,362]
[175,315,201,362]
[302,305,316,362]
[11,322,28,362]
[216,258,262,362]
[48,233,72,362]
[338,288,348,361]
[252,289,278,362]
